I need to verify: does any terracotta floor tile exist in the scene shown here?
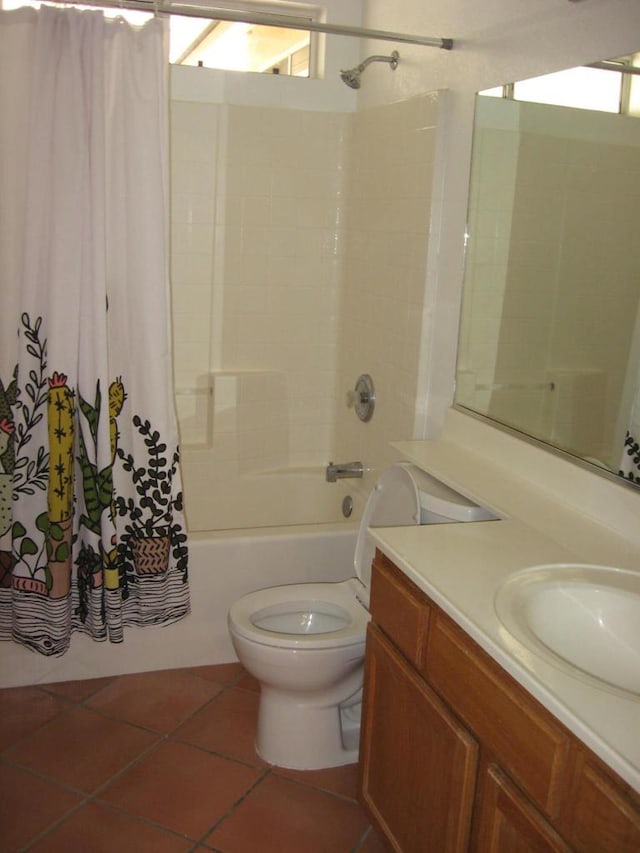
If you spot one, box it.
[1,665,375,852]
[4,706,158,793]
[28,801,193,853]
[274,761,360,801]
[234,672,260,693]
[206,774,369,853]
[99,740,261,839]
[0,760,82,852]
[41,676,116,702]
[172,687,265,767]
[357,824,391,852]
[86,669,223,733]
[182,662,245,685]
[0,686,70,752]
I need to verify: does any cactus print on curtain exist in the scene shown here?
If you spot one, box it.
[0,7,189,656]
[620,431,640,486]
[619,366,640,485]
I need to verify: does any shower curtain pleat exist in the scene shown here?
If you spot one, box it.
[0,6,189,656]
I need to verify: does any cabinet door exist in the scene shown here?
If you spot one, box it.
[563,754,640,853]
[360,625,479,853]
[474,764,571,853]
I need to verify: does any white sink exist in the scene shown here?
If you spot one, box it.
[495,564,640,696]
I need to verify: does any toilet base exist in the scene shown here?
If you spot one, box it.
[256,685,360,770]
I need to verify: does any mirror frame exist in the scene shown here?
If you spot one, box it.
[453,401,640,492]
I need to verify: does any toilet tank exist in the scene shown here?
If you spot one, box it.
[408,465,499,524]
[354,463,498,590]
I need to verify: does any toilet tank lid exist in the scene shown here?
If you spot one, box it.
[354,463,423,587]
[410,465,494,522]
[354,462,494,587]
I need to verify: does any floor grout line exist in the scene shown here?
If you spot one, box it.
[18,798,90,853]
[2,665,379,853]
[193,765,273,847]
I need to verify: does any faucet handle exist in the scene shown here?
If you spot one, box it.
[346,374,375,422]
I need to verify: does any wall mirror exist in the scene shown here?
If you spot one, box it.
[455,56,640,489]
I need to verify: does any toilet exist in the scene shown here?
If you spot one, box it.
[228,462,495,770]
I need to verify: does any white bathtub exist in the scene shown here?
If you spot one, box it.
[181,459,364,532]
[0,524,358,689]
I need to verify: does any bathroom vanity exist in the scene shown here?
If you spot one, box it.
[360,551,640,852]
[357,412,640,852]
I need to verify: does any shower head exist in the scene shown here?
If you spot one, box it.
[339,51,400,89]
[340,68,362,89]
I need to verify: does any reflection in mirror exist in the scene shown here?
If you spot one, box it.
[456,57,640,488]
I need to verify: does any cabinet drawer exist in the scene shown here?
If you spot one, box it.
[563,753,640,852]
[426,611,570,819]
[370,553,429,669]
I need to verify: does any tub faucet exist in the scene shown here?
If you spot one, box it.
[326,461,364,482]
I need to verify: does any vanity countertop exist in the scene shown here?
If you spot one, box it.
[369,517,640,794]
[369,421,640,794]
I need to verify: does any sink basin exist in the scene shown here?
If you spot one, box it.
[495,564,640,696]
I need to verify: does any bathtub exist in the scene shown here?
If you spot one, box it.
[181,458,366,532]
[0,523,358,689]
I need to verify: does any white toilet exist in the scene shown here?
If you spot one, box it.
[228,462,495,770]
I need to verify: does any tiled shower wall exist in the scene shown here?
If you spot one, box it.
[171,102,348,472]
[217,106,348,473]
[170,100,219,445]
[335,93,440,493]
[170,93,439,526]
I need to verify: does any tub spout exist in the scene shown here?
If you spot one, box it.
[326,461,364,482]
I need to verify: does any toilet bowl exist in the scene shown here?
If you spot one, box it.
[228,462,495,770]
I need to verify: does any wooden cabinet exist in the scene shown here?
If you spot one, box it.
[360,551,640,853]
[474,764,571,853]
[361,625,478,852]
[426,610,570,820]
[563,753,640,852]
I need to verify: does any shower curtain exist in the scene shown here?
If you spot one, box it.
[0,6,189,656]
[620,396,640,484]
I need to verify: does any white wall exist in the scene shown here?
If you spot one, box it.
[359,0,640,437]
[170,0,363,112]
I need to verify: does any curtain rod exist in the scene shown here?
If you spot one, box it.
[57,0,454,49]
[587,60,640,76]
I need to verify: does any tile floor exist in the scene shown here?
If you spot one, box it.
[0,663,388,852]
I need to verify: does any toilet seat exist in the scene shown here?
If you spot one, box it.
[229,465,426,652]
[229,579,369,650]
